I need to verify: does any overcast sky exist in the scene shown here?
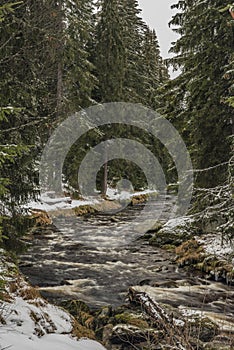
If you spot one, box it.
[138,0,180,77]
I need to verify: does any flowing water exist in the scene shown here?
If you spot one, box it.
[19,197,234,330]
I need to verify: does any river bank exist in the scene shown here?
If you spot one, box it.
[17,195,234,349]
[0,249,106,350]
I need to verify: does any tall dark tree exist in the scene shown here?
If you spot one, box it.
[87,0,170,194]
[0,0,96,244]
[120,0,146,103]
[93,0,168,105]
[0,4,25,213]
[140,27,169,109]
[0,1,42,211]
[160,0,233,188]
[63,0,96,111]
[93,0,126,102]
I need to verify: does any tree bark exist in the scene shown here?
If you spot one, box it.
[56,0,63,118]
[101,145,108,197]
[128,287,193,350]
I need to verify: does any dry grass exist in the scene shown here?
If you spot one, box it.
[72,318,96,339]
[30,209,52,226]
[131,194,149,205]
[176,239,205,267]
[20,285,41,300]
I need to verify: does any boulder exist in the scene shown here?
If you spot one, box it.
[149,217,196,247]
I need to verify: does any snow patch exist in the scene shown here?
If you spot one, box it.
[0,296,106,350]
[106,187,156,201]
[24,192,99,212]
[24,188,157,212]
[0,254,106,350]
[197,234,234,260]
[0,334,106,350]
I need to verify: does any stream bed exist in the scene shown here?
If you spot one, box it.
[19,197,234,336]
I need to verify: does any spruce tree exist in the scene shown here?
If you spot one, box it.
[120,0,146,103]
[93,0,126,102]
[86,0,170,194]
[140,27,169,109]
[0,2,24,200]
[63,0,96,111]
[94,0,168,105]
[0,0,95,243]
[160,0,233,188]
[0,0,56,213]
[0,2,33,243]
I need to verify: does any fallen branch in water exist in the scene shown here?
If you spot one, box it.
[128,287,193,350]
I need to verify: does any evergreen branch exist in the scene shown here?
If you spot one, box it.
[191,162,230,173]
[0,2,23,22]
[0,116,55,133]
[219,4,233,13]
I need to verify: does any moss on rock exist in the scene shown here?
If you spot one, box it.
[114,312,149,329]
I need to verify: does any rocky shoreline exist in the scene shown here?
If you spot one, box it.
[2,194,234,349]
[1,246,234,350]
[53,229,234,350]
[0,249,105,349]
[148,216,234,286]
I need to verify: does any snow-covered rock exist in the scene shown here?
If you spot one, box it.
[0,294,106,350]
[149,216,196,246]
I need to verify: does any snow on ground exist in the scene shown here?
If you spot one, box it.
[24,188,158,212]
[179,306,234,332]
[24,192,99,212]
[0,333,106,350]
[0,296,106,350]
[160,217,234,263]
[158,216,194,234]
[197,234,234,260]
[0,251,106,350]
[106,187,157,201]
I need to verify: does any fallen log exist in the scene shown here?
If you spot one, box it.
[128,287,193,350]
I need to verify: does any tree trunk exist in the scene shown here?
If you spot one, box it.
[101,146,108,197]
[56,0,63,118]
[57,60,63,116]
[128,287,193,350]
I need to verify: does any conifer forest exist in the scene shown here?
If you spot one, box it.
[0,1,233,349]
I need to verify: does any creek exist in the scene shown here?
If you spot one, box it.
[19,197,234,332]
